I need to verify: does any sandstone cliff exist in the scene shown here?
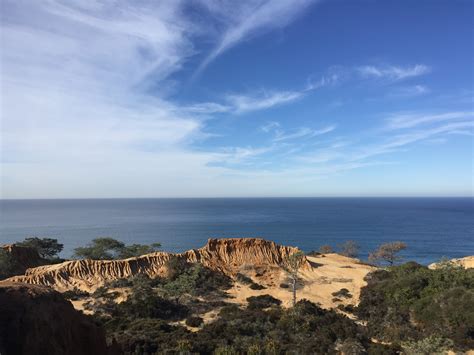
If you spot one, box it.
[4,238,309,292]
[429,256,474,269]
[0,282,119,355]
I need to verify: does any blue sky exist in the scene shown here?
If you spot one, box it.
[1,0,473,198]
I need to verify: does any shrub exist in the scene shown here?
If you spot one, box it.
[368,241,407,266]
[338,240,360,258]
[73,237,160,260]
[247,295,282,309]
[402,335,454,355]
[185,316,204,328]
[332,288,352,298]
[236,273,253,284]
[17,237,63,259]
[249,283,266,290]
[62,287,89,300]
[319,245,334,254]
[356,262,474,350]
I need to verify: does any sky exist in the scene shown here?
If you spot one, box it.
[1,0,473,198]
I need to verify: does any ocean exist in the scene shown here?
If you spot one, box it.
[0,198,473,264]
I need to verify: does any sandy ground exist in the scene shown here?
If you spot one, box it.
[227,253,376,309]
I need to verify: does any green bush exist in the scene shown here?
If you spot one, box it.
[402,335,454,355]
[356,261,474,350]
[332,288,352,299]
[73,237,160,260]
[246,295,282,309]
[17,237,63,259]
[185,316,204,328]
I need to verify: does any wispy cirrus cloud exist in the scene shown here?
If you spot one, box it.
[273,125,336,141]
[193,0,318,77]
[183,90,303,114]
[389,85,430,98]
[357,64,431,81]
[386,111,474,129]
[186,67,344,115]
[260,121,336,142]
[226,90,304,113]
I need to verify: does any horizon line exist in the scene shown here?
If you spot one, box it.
[1,196,473,201]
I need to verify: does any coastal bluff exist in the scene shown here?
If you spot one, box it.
[0,282,118,355]
[3,238,310,292]
[2,238,377,308]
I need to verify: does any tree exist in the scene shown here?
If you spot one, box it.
[17,237,63,259]
[73,238,161,260]
[119,243,161,259]
[284,251,306,306]
[319,245,334,254]
[339,240,360,258]
[73,237,125,260]
[368,241,407,266]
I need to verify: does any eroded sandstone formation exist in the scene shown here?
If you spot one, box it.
[3,238,310,292]
[429,255,474,269]
[0,282,119,355]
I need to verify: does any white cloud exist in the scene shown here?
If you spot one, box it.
[0,0,212,198]
[182,102,231,114]
[353,121,474,161]
[225,90,303,113]
[357,64,431,81]
[261,121,281,132]
[1,2,471,198]
[273,125,336,141]
[193,0,318,77]
[389,85,430,98]
[386,111,474,129]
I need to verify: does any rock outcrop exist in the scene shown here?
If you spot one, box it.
[0,282,119,355]
[3,238,309,292]
[429,256,474,269]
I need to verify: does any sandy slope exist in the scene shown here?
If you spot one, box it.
[227,253,376,309]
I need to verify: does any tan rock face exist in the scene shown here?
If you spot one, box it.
[429,256,474,270]
[3,238,309,292]
[0,282,119,355]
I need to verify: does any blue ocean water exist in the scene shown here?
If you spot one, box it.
[0,198,473,264]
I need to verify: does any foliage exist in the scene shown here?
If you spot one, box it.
[236,272,253,284]
[319,245,334,254]
[337,338,366,355]
[163,261,232,299]
[236,272,267,290]
[284,251,306,306]
[356,261,474,350]
[338,240,360,258]
[368,241,407,266]
[17,237,63,259]
[73,237,160,260]
[118,243,162,259]
[185,316,204,327]
[249,283,266,290]
[85,258,398,355]
[332,288,352,299]
[246,295,282,309]
[61,287,89,300]
[402,335,454,355]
